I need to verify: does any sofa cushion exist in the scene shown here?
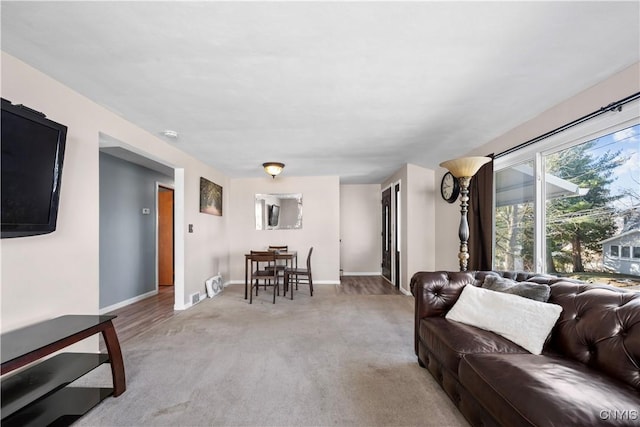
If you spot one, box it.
[419,317,526,375]
[549,281,640,390]
[445,283,563,354]
[459,353,640,427]
[482,274,551,302]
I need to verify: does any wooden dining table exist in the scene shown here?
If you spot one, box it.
[244,251,297,299]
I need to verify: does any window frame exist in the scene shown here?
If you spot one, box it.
[611,245,620,257]
[493,99,640,273]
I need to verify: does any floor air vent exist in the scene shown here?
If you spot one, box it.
[190,293,200,305]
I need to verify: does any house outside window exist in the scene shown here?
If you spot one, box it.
[493,102,639,289]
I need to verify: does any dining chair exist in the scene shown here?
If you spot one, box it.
[284,247,313,300]
[267,245,288,286]
[249,251,279,304]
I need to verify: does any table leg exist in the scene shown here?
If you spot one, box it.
[102,321,126,397]
[244,257,249,299]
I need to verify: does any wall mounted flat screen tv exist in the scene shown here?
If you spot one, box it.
[268,204,280,227]
[1,98,67,238]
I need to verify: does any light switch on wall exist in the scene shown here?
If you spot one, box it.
[188,224,194,233]
[142,208,150,215]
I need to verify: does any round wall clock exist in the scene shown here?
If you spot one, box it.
[440,172,460,203]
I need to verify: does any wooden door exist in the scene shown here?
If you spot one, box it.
[158,187,174,286]
[381,187,392,282]
[394,183,400,288]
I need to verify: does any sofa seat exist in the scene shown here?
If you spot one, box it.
[460,353,640,427]
[420,317,528,374]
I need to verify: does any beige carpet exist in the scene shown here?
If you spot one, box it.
[75,284,469,427]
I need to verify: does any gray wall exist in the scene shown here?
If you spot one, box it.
[99,152,173,309]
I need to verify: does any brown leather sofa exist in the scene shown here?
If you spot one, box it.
[411,270,640,427]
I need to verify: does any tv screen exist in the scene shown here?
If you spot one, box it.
[1,98,67,238]
[268,204,280,227]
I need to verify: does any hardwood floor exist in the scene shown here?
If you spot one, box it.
[337,275,402,295]
[105,285,175,344]
[105,276,401,345]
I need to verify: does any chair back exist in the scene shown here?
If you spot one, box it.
[306,247,314,270]
[250,251,277,274]
[248,250,279,304]
[268,245,288,253]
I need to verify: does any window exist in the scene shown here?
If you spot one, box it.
[494,100,639,289]
[494,161,535,271]
[634,247,640,259]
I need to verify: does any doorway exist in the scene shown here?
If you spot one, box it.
[381,187,392,282]
[394,182,400,289]
[158,185,174,287]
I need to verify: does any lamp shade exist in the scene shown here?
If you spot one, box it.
[263,162,285,178]
[439,156,491,178]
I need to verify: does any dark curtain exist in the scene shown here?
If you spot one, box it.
[468,154,494,271]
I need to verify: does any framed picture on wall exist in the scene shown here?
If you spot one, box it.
[200,177,222,216]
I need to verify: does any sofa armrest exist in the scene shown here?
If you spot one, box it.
[411,271,478,355]
[411,271,478,317]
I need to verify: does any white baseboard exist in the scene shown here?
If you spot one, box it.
[99,289,158,314]
[177,291,206,311]
[174,302,189,310]
[226,279,340,285]
[341,271,381,276]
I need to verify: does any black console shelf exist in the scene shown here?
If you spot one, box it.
[2,387,114,427]
[1,352,111,418]
[0,315,126,426]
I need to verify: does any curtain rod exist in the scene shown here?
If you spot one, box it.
[496,91,640,158]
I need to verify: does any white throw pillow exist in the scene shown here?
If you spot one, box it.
[445,284,563,355]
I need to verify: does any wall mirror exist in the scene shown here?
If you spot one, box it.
[255,193,302,230]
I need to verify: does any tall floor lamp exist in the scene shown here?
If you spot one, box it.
[439,156,492,271]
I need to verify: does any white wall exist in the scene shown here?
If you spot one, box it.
[602,231,640,277]
[405,164,436,284]
[228,175,340,284]
[434,62,640,271]
[340,184,381,275]
[382,163,435,293]
[0,52,229,335]
[184,165,229,304]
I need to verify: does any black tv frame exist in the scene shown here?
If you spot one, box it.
[1,98,67,238]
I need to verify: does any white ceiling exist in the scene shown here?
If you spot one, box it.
[2,1,639,184]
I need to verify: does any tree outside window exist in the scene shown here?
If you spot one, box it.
[494,123,639,289]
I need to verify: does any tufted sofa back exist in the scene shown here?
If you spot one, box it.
[547,280,640,391]
[411,270,640,391]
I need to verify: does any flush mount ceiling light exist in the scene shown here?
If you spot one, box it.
[263,162,285,179]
